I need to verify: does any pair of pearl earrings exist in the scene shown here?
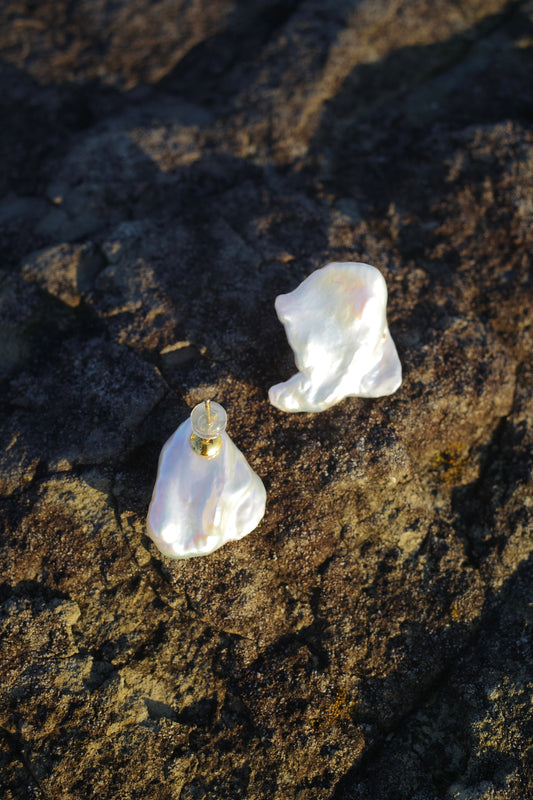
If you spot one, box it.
[146,262,402,559]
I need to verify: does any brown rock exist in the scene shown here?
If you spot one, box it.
[0,1,532,799]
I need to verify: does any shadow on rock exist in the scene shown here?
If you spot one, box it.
[312,1,533,219]
[159,0,305,110]
[330,553,533,799]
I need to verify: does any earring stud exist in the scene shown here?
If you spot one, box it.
[147,399,266,558]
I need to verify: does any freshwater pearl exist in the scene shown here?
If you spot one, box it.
[147,401,266,558]
[269,262,402,413]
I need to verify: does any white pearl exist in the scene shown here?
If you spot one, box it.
[269,262,402,412]
[147,405,266,559]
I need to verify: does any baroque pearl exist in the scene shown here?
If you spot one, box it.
[147,400,266,558]
[269,262,402,412]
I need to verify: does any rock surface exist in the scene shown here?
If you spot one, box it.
[1,1,532,799]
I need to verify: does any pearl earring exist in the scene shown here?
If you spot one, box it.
[147,399,266,558]
[268,261,402,412]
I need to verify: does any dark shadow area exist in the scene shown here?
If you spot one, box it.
[159,0,305,108]
[0,57,140,270]
[329,553,533,799]
[0,579,71,605]
[0,59,132,198]
[452,413,532,566]
[313,1,533,204]
[177,697,217,727]
[0,725,46,799]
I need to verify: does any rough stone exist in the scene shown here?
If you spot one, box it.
[22,242,105,308]
[0,1,532,799]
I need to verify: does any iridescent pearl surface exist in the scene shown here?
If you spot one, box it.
[147,404,266,559]
[268,262,402,412]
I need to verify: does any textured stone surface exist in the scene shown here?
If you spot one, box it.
[1,1,532,799]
